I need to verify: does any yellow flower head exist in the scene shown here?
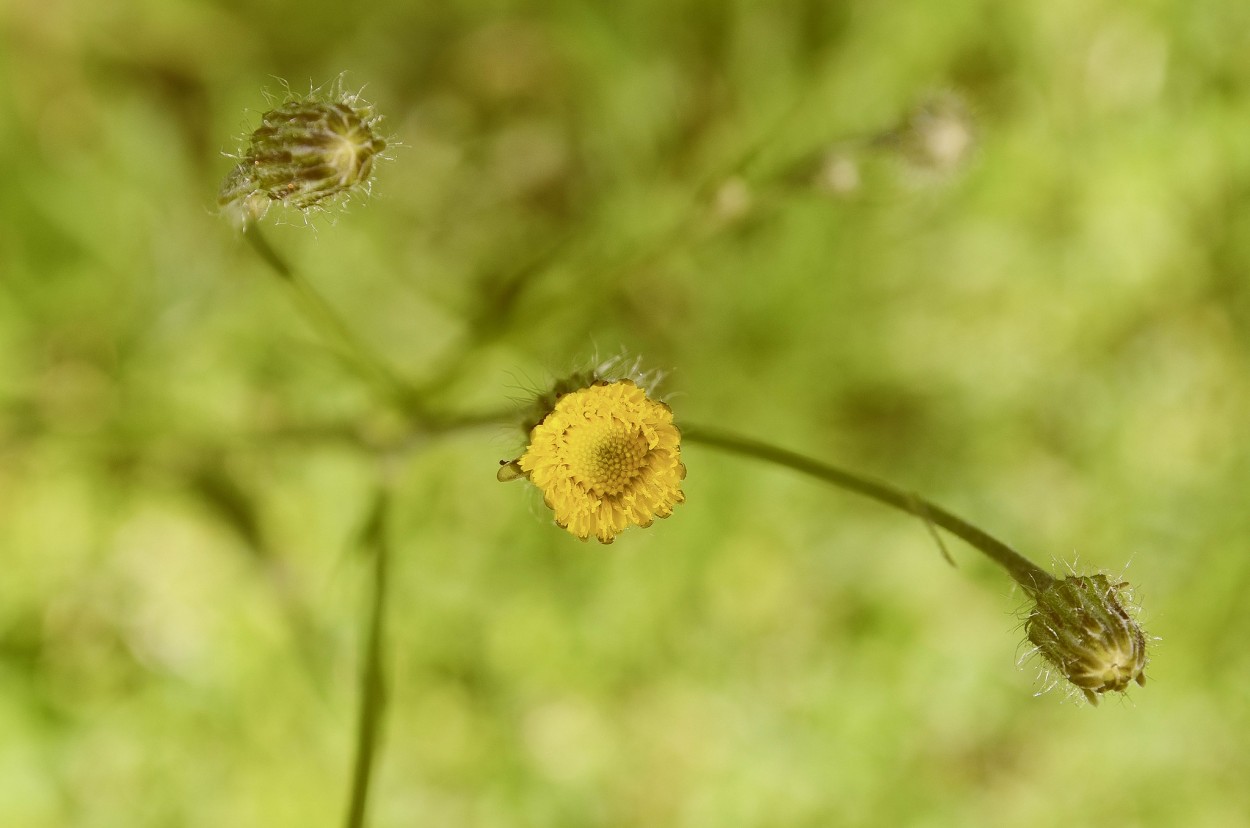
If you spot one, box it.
[501,379,686,544]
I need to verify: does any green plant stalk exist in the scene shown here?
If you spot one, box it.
[243,227,428,423]
[344,485,391,828]
[412,97,814,400]
[681,424,1055,593]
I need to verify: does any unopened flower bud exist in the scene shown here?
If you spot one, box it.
[219,86,387,226]
[1025,574,1148,704]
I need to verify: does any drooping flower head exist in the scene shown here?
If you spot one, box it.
[219,80,387,227]
[499,361,685,544]
[1025,573,1149,705]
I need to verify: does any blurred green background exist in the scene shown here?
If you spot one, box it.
[3,0,1250,825]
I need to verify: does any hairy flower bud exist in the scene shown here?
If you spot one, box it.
[1025,574,1148,704]
[219,85,387,226]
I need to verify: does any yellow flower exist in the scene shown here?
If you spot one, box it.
[507,379,686,544]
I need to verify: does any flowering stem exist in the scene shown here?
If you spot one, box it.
[682,424,1055,593]
[344,484,392,828]
[243,226,429,423]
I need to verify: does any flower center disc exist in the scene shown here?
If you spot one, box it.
[566,421,650,496]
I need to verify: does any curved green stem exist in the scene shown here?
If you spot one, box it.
[682,424,1055,593]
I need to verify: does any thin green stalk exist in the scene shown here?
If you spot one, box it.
[343,486,391,828]
[412,98,814,400]
[243,227,428,423]
[682,424,1055,593]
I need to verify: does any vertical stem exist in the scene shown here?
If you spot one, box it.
[681,424,1055,593]
[344,486,391,828]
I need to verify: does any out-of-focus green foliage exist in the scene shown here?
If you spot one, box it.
[3,0,1250,825]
